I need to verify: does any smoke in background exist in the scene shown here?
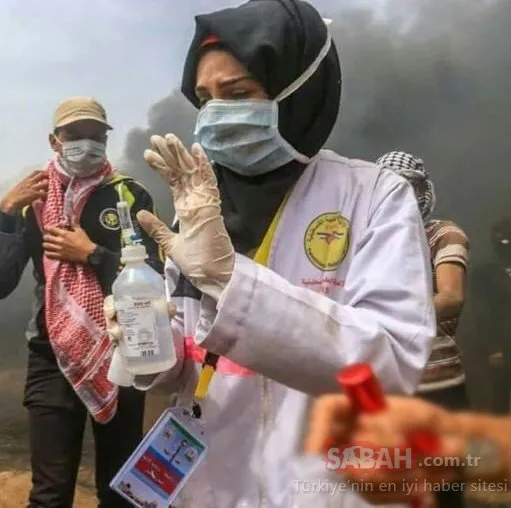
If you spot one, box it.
[123,0,511,265]
[329,0,511,266]
[120,92,197,222]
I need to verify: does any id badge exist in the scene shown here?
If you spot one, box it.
[110,407,207,507]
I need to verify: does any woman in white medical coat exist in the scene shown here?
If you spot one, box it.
[105,0,436,506]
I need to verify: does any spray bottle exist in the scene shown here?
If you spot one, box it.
[108,201,176,383]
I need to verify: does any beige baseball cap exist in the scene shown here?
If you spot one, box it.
[52,96,113,130]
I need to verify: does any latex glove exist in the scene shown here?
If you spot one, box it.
[137,134,235,301]
[103,294,177,346]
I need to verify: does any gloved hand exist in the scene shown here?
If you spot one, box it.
[103,294,177,346]
[137,134,235,301]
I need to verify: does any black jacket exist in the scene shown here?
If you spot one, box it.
[0,173,164,358]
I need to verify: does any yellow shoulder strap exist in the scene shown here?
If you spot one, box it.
[252,194,289,267]
[108,173,131,185]
[114,181,136,209]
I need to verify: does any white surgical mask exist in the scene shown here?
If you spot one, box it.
[60,138,107,178]
[194,31,332,177]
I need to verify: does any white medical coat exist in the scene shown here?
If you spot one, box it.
[136,150,436,508]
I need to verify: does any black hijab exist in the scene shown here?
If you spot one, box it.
[180,0,341,254]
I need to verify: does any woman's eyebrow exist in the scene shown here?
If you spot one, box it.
[195,76,254,95]
[218,76,254,89]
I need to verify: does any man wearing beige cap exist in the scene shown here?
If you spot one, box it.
[0,97,163,507]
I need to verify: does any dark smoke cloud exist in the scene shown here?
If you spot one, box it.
[123,0,511,264]
[327,0,511,264]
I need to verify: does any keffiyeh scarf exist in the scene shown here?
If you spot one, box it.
[376,150,436,221]
[32,154,118,423]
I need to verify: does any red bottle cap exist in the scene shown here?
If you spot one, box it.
[337,364,439,508]
[337,363,387,414]
[338,364,440,454]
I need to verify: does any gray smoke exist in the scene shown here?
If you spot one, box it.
[120,91,197,222]
[327,0,511,265]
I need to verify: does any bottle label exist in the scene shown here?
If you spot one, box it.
[116,298,160,358]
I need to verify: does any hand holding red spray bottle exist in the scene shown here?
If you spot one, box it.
[337,363,440,508]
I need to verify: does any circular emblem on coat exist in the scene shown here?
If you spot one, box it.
[99,208,120,230]
[304,212,350,271]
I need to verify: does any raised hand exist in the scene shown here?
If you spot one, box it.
[137,134,234,301]
[0,170,48,214]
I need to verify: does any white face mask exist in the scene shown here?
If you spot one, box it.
[194,31,332,177]
[60,139,107,178]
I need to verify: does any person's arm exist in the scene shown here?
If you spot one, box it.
[0,170,48,298]
[197,170,436,395]
[432,223,469,321]
[434,266,465,320]
[0,210,31,299]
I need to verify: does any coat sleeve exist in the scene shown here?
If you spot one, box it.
[196,171,436,395]
[0,210,30,299]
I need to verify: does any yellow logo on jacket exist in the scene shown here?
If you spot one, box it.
[304,212,350,271]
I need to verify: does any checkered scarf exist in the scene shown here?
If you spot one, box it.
[32,154,118,423]
[376,150,436,221]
